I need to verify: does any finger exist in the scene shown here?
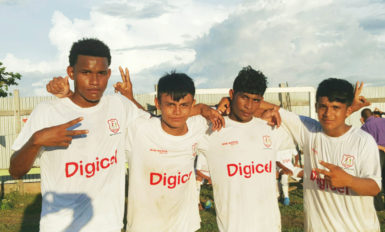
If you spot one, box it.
[62,117,84,128]
[66,129,89,136]
[211,117,219,131]
[46,83,52,93]
[225,105,231,115]
[318,160,334,170]
[125,68,132,85]
[218,115,225,128]
[359,96,371,106]
[354,81,364,99]
[314,168,331,177]
[119,66,126,82]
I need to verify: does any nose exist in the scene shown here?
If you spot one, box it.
[324,107,332,117]
[174,105,181,115]
[89,74,99,86]
[244,99,252,110]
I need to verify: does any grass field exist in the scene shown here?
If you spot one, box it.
[0,182,384,232]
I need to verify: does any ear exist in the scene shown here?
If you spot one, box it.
[315,103,318,113]
[107,68,112,80]
[229,89,234,100]
[346,105,353,117]
[192,99,196,107]
[67,66,74,80]
[155,97,160,110]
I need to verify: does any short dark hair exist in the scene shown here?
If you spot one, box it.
[361,108,373,121]
[233,66,268,96]
[69,38,111,66]
[157,71,195,102]
[316,78,354,106]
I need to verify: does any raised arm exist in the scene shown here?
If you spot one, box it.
[114,66,145,111]
[9,117,88,179]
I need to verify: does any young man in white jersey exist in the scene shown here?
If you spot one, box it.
[197,66,294,232]
[125,72,215,232]
[9,38,151,232]
[260,78,381,231]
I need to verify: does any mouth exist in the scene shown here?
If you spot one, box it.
[87,89,101,94]
[240,111,252,117]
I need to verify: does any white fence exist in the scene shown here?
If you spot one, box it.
[1,86,385,170]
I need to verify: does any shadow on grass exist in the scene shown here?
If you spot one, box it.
[20,194,41,232]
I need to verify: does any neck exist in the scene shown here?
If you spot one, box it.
[69,94,100,108]
[160,119,188,136]
[229,112,252,123]
[324,124,351,137]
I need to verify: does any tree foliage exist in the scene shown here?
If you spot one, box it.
[0,61,21,97]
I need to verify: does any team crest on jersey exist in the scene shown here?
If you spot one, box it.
[107,119,120,134]
[262,135,272,148]
[341,154,355,168]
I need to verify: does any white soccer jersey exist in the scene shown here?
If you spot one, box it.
[280,109,381,232]
[196,153,210,177]
[277,148,298,171]
[198,116,293,232]
[12,95,149,232]
[125,115,209,232]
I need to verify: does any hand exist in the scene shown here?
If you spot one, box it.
[216,97,231,115]
[114,66,134,99]
[351,81,370,112]
[46,76,73,98]
[315,160,353,188]
[201,106,225,131]
[31,117,88,148]
[260,106,281,127]
[206,177,212,185]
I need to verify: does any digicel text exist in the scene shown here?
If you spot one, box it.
[310,170,350,195]
[65,149,118,178]
[150,171,192,189]
[227,161,272,178]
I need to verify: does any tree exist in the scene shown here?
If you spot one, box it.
[0,61,21,97]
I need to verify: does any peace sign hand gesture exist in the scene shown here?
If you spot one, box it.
[32,117,88,148]
[351,81,370,112]
[114,66,134,100]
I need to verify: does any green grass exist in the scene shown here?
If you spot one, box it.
[0,183,384,232]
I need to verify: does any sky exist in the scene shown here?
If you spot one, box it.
[1,0,385,96]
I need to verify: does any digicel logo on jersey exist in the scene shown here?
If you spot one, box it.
[65,149,118,178]
[150,171,192,189]
[227,161,272,178]
[310,170,350,195]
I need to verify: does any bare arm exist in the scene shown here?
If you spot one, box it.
[196,170,212,184]
[315,161,380,196]
[9,118,88,179]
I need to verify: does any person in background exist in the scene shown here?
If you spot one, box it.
[361,108,385,211]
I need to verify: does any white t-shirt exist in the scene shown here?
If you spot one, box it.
[198,116,293,232]
[125,115,208,232]
[196,153,210,177]
[280,109,381,232]
[12,95,149,232]
[277,148,298,171]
